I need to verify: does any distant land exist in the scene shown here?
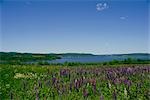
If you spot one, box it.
[0,52,150,64]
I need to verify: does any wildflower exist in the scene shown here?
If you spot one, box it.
[89,78,96,86]
[74,79,79,92]
[124,79,132,87]
[108,82,111,89]
[14,73,37,79]
[83,88,88,98]
[124,87,127,97]
[60,69,70,77]
[52,77,57,85]
[89,78,97,93]
[113,78,121,85]
[127,67,132,73]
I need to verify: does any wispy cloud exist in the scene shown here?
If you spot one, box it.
[120,16,128,20]
[96,3,109,11]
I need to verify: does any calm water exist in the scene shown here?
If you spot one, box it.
[47,55,149,63]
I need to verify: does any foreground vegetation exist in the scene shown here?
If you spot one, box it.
[0,64,150,100]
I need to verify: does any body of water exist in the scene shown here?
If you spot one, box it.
[47,54,149,63]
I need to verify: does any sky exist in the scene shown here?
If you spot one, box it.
[0,0,149,54]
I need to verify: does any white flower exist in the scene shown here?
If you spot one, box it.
[124,87,127,96]
[108,82,111,89]
[14,73,37,79]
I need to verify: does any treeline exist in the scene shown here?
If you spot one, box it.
[1,52,150,65]
[0,52,61,63]
[102,58,150,65]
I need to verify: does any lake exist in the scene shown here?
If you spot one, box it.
[47,54,149,63]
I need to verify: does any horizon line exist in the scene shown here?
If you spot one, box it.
[0,51,150,55]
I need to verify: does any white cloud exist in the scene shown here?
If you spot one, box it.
[120,17,126,20]
[96,3,109,11]
[120,16,128,20]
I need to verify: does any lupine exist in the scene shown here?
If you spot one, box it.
[83,88,88,98]
[123,79,132,87]
[89,78,97,93]
[52,77,57,85]
[60,69,70,77]
[113,78,121,85]
[126,67,133,74]
[107,71,115,80]
[2,64,149,99]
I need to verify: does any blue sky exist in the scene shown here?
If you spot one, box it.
[1,0,149,54]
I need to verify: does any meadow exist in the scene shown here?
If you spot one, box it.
[2,0,149,99]
[0,64,150,100]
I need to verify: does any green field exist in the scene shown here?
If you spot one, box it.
[0,64,150,100]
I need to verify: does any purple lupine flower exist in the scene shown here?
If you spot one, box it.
[89,78,96,86]
[124,79,132,87]
[89,78,97,93]
[78,78,83,87]
[52,77,57,85]
[60,69,70,77]
[113,78,121,85]
[107,70,114,80]
[83,88,88,98]
[126,67,133,74]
